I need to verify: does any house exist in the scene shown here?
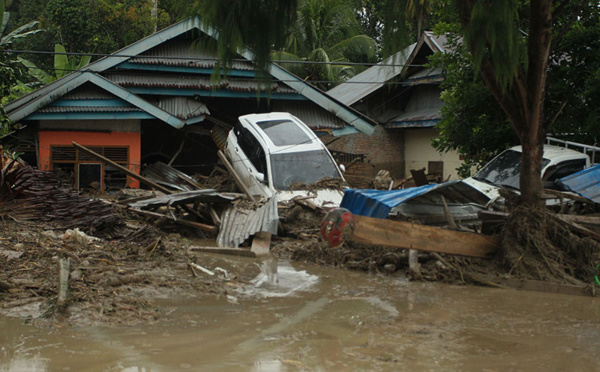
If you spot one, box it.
[3,16,375,192]
[326,31,463,182]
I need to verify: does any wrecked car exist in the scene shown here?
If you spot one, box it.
[341,140,600,225]
[224,112,346,204]
[463,144,591,201]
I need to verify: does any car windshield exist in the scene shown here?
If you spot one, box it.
[270,150,341,190]
[473,149,550,190]
[257,119,312,146]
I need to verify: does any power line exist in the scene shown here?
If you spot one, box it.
[1,49,425,68]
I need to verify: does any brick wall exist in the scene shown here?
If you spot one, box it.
[325,125,405,179]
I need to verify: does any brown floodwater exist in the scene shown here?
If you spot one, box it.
[1,258,599,371]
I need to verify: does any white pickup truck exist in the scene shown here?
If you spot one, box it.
[463,140,596,201]
[224,112,346,205]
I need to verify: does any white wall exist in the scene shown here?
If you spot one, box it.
[404,127,463,181]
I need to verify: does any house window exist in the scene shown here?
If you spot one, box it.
[50,145,129,192]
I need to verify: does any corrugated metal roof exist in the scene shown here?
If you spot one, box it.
[103,73,296,93]
[217,196,279,247]
[37,105,142,113]
[155,97,209,119]
[384,107,441,128]
[270,101,346,129]
[423,31,450,53]
[556,164,600,203]
[326,43,417,106]
[130,38,254,71]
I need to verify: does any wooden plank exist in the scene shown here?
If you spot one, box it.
[217,150,257,206]
[352,215,499,258]
[555,213,600,226]
[251,231,271,256]
[129,208,217,233]
[188,246,257,258]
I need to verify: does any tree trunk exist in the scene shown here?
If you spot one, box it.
[456,0,553,208]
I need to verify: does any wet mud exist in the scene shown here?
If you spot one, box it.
[1,260,600,371]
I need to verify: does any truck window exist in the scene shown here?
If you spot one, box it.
[233,123,268,178]
[543,159,587,182]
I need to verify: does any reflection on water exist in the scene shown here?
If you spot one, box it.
[1,259,600,372]
[243,258,320,298]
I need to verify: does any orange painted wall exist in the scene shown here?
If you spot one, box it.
[39,131,141,188]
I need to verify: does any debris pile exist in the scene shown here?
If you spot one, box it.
[0,155,121,233]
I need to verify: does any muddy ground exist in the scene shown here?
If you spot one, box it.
[2,197,599,328]
[1,157,599,327]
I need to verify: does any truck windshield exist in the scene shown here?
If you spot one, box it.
[473,150,550,189]
[257,120,312,146]
[270,150,341,190]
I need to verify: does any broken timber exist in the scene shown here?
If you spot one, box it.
[322,208,498,258]
[352,215,498,258]
[217,150,257,206]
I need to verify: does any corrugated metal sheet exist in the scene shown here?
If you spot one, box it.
[128,189,235,209]
[37,105,142,113]
[156,97,209,119]
[326,43,417,106]
[143,161,203,191]
[103,73,296,93]
[217,196,279,248]
[341,181,489,219]
[556,164,600,203]
[130,39,254,71]
[211,126,229,150]
[271,101,346,129]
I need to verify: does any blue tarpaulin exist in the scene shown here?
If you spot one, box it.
[556,163,600,203]
[340,184,438,219]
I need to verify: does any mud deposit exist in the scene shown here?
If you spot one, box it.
[2,260,600,371]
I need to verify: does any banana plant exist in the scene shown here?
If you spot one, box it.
[19,44,92,84]
[1,0,42,47]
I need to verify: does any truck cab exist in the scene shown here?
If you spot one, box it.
[224,112,345,200]
[463,144,591,201]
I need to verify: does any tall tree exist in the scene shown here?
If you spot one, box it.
[453,0,553,207]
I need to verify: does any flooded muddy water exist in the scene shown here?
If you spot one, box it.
[1,258,599,371]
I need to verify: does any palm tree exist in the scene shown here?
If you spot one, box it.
[272,0,377,89]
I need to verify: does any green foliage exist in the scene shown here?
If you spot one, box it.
[459,0,525,91]
[429,31,518,177]
[19,43,92,85]
[191,0,299,79]
[546,8,600,144]
[274,0,377,89]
